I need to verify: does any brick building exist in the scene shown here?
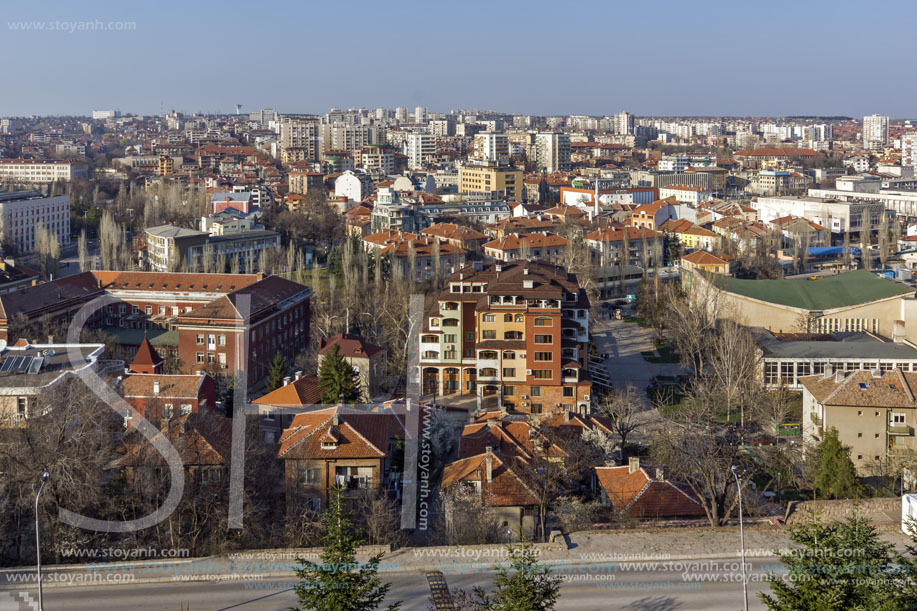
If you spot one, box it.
[0,271,313,388]
[419,261,592,415]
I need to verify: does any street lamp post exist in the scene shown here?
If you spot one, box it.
[35,471,49,611]
[731,465,748,611]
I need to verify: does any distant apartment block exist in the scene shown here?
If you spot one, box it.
[534,133,571,173]
[0,191,70,253]
[0,159,89,184]
[458,164,522,201]
[144,216,280,272]
[863,114,889,150]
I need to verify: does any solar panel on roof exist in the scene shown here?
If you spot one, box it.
[0,356,14,372]
[10,357,23,371]
[18,357,32,372]
[27,358,43,374]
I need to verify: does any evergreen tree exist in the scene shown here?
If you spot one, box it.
[808,427,863,500]
[266,351,287,391]
[761,514,903,611]
[291,487,400,611]
[473,542,562,611]
[318,344,361,404]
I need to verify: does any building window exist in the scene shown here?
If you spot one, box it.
[502,368,515,377]
[163,404,174,419]
[532,370,552,379]
[504,314,513,322]
[196,352,204,363]
[218,335,226,346]
[300,468,321,485]
[530,386,542,397]
[534,334,553,344]
[482,330,496,339]
[483,314,495,322]
[563,386,574,397]
[503,351,515,360]
[180,404,193,415]
[534,352,552,362]
[503,385,515,396]
[196,334,205,345]
[534,317,552,327]
[145,305,153,315]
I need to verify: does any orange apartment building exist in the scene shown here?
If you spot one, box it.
[420,261,592,415]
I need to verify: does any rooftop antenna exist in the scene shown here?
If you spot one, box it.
[235,104,243,115]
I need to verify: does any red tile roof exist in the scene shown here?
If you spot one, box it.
[594,464,705,518]
[318,334,385,359]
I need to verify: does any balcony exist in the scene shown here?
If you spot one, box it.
[888,425,914,436]
[810,412,823,426]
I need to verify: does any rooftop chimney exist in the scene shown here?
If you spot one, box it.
[153,380,160,395]
[485,446,494,482]
[655,467,664,481]
[835,370,844,383]
[283,376,292,386]
[332,412,340,426]
[823,365,833,380]
[295,370,303,381]
[564,411,571,422]
[628,456,640,474]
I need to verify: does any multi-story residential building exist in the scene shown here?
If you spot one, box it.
[801,368,917,475]
[419,261,592,415]
[748,170,812,196]
[613,111,635,136]
[334,169,374,203]
[902,132,917,169]
[0,191,70,253]
[354,145,394,174]
[472,133,509,165]
[751,195,886,235]
[863,114,889,151]
[658,219,721,252]
[279,117,320,161]
[680,250,730,275]
[0,159,89,184]
[657,184,712,205]
[91,109,118,120]
[288,170,324,194]
[414,106,427,124]
[534,133,571,173]
[584,227,665,267]
[405,133,435,169]
[458,164,522,200]
[482,233,568,264]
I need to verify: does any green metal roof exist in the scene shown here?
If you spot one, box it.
[712,270,913,311]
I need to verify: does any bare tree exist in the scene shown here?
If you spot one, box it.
[78,228,90,272]
[707,320,760,428]
[665,276,720,379]
[34,222,61,280]
[878,212,890,270]
[594,385,645,459]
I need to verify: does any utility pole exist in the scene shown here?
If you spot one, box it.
[35,471,50,611]
[732,465,748,611]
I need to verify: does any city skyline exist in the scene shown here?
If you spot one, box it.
[2,0,915,118]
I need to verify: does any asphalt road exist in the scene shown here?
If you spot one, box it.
[14,559,783,610]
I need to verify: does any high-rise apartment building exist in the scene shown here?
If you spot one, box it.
[0,159,89,184]
[613,111,635,136]
[405,133,436,169]
[902,132,917,169]
[472,133,509,165]
[419,261,592,415]
[0,191,70,254]
[534,133,571,172]
[863,114,889,150]
[279,117,320,161]
[414,106,428,124]
[394,107,408,122]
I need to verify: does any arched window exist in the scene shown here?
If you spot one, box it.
[515,314,524,323]
[479,351,498,360]
[504,314,513,322]
[534,316,552,327]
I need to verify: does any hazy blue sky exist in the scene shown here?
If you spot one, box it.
[2,0,914,118]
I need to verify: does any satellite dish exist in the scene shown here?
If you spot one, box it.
[0,339,7,352]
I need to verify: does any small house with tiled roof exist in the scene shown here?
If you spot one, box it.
[680,250,731,275]
[318,334,386,402]
[276,407,405,510]
[594,458,705,519]
[441,447,539,537]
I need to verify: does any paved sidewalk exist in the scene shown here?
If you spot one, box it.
[591,318,684,400]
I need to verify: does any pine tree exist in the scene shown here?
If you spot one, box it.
[317,344,361,404]
[808,427,863,500]
[291,487,400,611]
[266,351,287,391]
[761,514,903,610]
[472,542,562,611]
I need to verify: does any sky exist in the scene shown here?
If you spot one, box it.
[2,0,914,119]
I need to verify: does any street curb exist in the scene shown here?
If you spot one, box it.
[0,552,782,590]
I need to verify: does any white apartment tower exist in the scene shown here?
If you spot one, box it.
[613,111,635,135]
[405,133,436,169]
[534,133,571,173]
[279,117,320,160]
[395,107,408,122]
[902,132,917,169]
[0,192,71,254]
[472,133,509,165]
[414,106,428,124]
[863,114,889,151]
